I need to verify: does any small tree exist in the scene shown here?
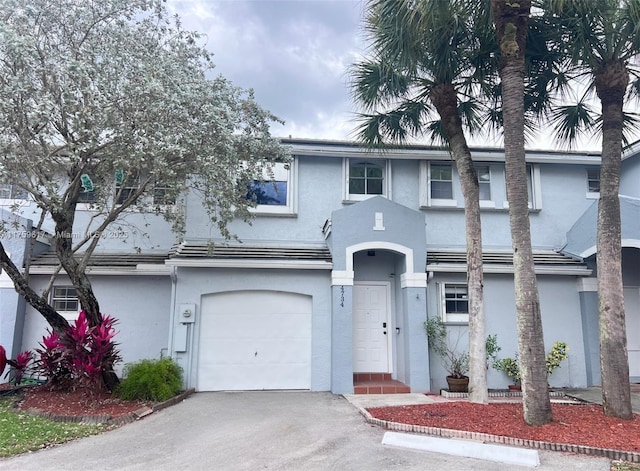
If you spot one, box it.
[0,0,287,389]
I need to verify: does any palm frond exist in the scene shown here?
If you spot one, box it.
[549,101,596,148]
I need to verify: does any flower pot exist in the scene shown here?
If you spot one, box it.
[446,376,469,393]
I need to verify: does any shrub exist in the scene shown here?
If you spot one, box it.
[117,357,183,402]
[5,350,34,385]
[33,311,121,393]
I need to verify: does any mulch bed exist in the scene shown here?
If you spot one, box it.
[368,401,640,452]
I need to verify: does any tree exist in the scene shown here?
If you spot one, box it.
[491,0,553,426]
[351,0,492,403]
[543,0,640,419]
[0,0,286,387]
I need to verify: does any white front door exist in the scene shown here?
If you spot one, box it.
[353,283,391,373]
[625,287,640,377]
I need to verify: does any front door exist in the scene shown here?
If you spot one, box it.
[353,283,391,373]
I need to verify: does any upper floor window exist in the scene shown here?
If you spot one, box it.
[586,168,600,197]
[343,158,391,202]
[0,184,27,200]
[116,174,139,204]
[152,182,175,206]
[247,159,297,216]
[430,163,453,199]
[476,165,491,200]
[504,164,542,210]
[51,286,79,320]
[0,251,12,288]
[439,283,469,324]
[420,161,457,207]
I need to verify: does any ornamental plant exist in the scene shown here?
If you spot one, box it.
[33,311,121,393]
[5,350,34,385]
[493,341,569,386]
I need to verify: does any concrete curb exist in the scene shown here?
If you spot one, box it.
[382,431,540,467]
[357,405,640,463]
[21,388,196,426]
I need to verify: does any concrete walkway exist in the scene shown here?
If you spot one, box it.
[564,385,640,414]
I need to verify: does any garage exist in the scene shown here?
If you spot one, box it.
[197,290,312,391]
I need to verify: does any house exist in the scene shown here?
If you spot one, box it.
[1,138,639,394]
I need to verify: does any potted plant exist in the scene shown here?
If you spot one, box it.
[424,317,469,392]
[492,355,521,390]
[493,341,569,390]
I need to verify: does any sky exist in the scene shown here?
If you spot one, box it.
[165,0,605,151]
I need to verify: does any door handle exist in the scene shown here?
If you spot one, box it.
[382,322,387,328]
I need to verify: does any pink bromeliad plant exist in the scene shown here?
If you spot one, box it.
[5,350,34,385]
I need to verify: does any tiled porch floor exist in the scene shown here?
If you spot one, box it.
[353,373,410,394]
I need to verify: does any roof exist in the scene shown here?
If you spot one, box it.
[27,252,170,275]
[167,241,333,269]
[427,250,591,276]
[280,137,601,164]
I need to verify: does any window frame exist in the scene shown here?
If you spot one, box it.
[503,164,542,210]
[249,158,298,216]
[51,285,80,321]
[343,158,391,202]
[475,164,496,209]
[586,167,600,199]
[420,161,457,208]
[439,282,469,324]
[0,184,28,202]
[0,251,12,288]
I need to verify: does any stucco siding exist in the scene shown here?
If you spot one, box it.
[22,275,171,376]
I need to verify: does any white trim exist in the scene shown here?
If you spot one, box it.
[342,158,392,202]
[345,241,415,273]
[586,192,600,200]
[286,139,601,164]
[249,158,298,216]
[420,161,459,208]
[400,272,427,288]
[578,239,640,259]
[577,278,598,292]
[427,263,592,276]
[332,270,354,286]
[437,282,469,324]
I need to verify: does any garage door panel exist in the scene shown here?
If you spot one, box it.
[198,291,312,391]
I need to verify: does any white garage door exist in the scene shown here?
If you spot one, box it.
[198,290,312,391]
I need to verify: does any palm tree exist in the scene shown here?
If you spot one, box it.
[351,0,491,403]
[491,0,553,426]
[543,0,640,420]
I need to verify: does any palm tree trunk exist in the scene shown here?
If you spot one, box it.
[492,0,552,426]
[431,83,487,404]
[595,59,632,419]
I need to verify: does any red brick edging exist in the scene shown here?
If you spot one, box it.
[358,407,640,463]
[22,388,196,426]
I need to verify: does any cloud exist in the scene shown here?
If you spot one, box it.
[167,0,366,139]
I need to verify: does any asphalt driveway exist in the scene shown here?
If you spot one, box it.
[1,391,611,470]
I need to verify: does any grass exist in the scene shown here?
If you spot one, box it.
[0,396,106,458]
[613,462,640,471]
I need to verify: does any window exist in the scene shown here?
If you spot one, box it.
[152,183,175,206]
[247,159,297,215]
[587,168,600,196]
[420,161,457,207]
[439,283,469,323]
[430,163,453,199]
[343,158,390,202]
[0,184,27,200]
[0,252,12,288]
[476,165,491,200]
[503,164,542,210]
[116,174,139,204]
[51,286,79,319]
